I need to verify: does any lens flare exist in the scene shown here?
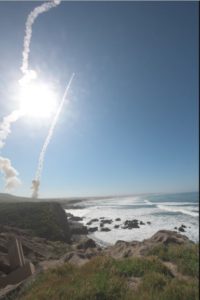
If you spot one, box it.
[19,82,57,118]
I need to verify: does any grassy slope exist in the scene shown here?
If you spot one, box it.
[0,202,71,242]
[20,243,199,300]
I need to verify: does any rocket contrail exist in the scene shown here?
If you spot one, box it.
[0,0,61,191]
[32,73,75,198]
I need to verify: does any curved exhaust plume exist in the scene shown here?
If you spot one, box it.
[21,0,61,78]
[31,73,75,198]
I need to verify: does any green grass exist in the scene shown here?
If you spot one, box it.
[113,256,173,277]
[19,254,199,300]
[148,243,199,277]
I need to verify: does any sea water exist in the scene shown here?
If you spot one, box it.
[65,192,199,246]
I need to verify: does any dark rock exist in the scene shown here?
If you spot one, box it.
[69,221,88,235]
[101,227,111,232]
[88,227,98,233]
[91,218,99,222]
[181,224,186,228]
[0,254,10,274]
[86,219,99,225]
[178,227,185,232]
[174,227,177,230]
[100,223,104,228]
[86,221,93,226]
[0,225,70,266]
[114,225,120,229]
[0,271,6,277]
[105,230,192,259]
[115,218,121,221]
[77,238,97,250]
[140,221,145,225]
[123,220,140,229]
[100,217,105,219]
[150,230,190,245]
[147,221,151,225]
[101,219,113,225]
[70,216,83,222]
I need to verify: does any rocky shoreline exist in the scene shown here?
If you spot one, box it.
[66,209,190,239]
[0,203,198,299]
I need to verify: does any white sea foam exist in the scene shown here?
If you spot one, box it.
[157,204,199,217]
[65,193,199,244]
[144,199,154,205]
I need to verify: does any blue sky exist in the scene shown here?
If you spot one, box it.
[0,1,198,197]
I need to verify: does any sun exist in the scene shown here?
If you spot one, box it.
[19,81,58,119]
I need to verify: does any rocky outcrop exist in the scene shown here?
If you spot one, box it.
[0,226,71,269]
[105,230,192,259]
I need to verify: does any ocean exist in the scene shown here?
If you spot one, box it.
[65,192,199,246]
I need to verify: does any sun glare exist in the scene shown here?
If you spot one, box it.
[19,82,58,118]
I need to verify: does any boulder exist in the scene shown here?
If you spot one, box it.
[86,219,99,226]
[123,220,140,229]
[91,219,99,223]
[88,227,98,233]
[178,227,185,232]
[76,238,97,250]
[114,225,120,229]
[101,219,113,225]
[115,218,121,221]
[181,224,186,228]
[100,228,111,232]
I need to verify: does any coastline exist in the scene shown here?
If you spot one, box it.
[63,192,199,245]
[0,200,198,300]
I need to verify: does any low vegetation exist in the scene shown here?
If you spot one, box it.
[20,249,199,300]
[148,243,199,277]
[0,202,71,242]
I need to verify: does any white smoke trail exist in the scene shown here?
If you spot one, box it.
[0,0,61,192]
[21,0,61,78]
[31,73,75,198]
